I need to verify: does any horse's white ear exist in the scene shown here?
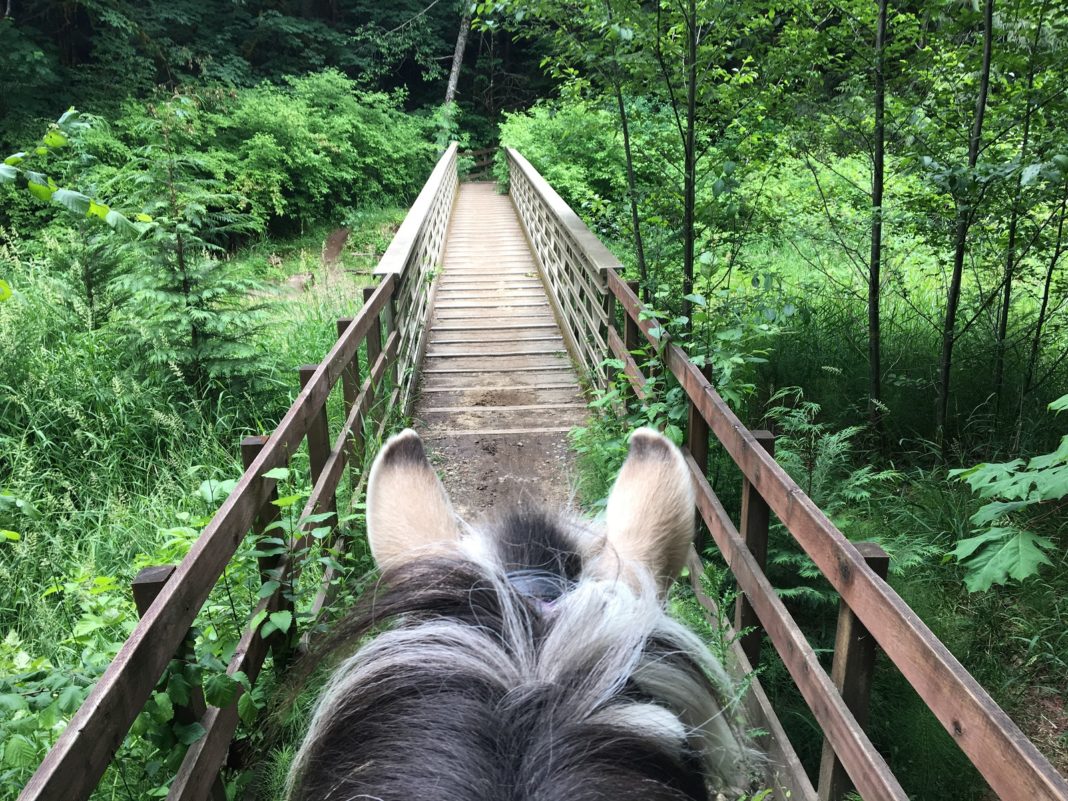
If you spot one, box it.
[366,429,460,568]
[600,428,695,592]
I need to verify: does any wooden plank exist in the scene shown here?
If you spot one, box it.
[608,272,1068,801]
[430,322,559,332]
[424,348,566,359]
[422,403,586,413]
[681,452,908,801]
[422,365,573,375]
[18,274,398,801]
[417,383,580,393]
[425,426,575,437]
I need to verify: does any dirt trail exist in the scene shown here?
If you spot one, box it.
[321,227,350,272]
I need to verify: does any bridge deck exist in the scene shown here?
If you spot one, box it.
[413,182,586,518]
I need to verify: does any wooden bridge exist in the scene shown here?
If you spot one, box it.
[19,144,1068,801]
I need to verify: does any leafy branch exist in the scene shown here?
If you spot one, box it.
[0,108,149,235]
[949,393,1068,592]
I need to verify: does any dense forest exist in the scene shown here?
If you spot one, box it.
[1,1,1066,799]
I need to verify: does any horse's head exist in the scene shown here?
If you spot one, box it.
[289,428,755,801]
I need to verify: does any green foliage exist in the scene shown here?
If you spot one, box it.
[1,110,145,234]
[208,72,438,231]
[949,394,1068,591]
[497,100,627,237]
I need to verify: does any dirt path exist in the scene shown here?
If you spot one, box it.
[321,227,350,272]
[411,183,586,521]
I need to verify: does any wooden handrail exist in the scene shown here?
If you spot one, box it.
[508,148,1068,801]
[505,148,622,275]
[375,142,457,278]
[21,144,460,801]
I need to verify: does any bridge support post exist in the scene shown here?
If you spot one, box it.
[624,280,641,353]
[362,285,383,379]
[687,364,714,554]
[817,541,890,801]
[734,430,776,668]
[299,364,338,533]
[131,566,227,801]
[336,317,364,476]
[240,435,294,671]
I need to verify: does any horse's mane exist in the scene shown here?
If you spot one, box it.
[287,508,754,801]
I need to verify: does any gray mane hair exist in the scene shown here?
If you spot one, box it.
[286,429,758,801]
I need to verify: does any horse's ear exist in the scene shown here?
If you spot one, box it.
[601,428,695,592]
[366,429,460,569]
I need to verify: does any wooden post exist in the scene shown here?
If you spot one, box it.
[298,364,337,522]
[818,541,891,801]
[603,292,619,388]
[240,435,292,669]
[362,286,383,382]
[624,280,641,353]
[131,567,227,801]
[336,317,363,479]
[687,364,714,552]
[734,430,776,668]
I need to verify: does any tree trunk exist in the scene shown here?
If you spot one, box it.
[613,82,650,301]
[868,0,888,434]
[1016,180,1067,445]
[444,13,472,106]
[936,0,993,448]
[682,0,697,328]
[993,1,1045,416]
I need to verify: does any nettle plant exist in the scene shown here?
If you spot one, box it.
[949,394,1068,593]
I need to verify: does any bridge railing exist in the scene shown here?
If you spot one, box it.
[507,148,616,387]
[19,144,459,801]
[507,148,1068,801]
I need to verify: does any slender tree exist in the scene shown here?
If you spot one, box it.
[936,0,994,447]
[445,10,472,105]
[868,0,888,433]
[993,0,1048,416]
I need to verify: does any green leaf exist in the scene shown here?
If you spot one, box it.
[237,691,259,724]
[87,200,110,220]
[3,734,37,768]
[56,684,84,714]
[0,163,16,182]
[166,672,192,707]
[1049,394,1068,414]
[0,280,11,303]
[970,499,1031,527]
[42,130,68,148]
[105,209,139,235]
[203,672,241,708]
[27,180,54,202]
[173,721,207,745]
[197,478,238,504]
[0,693,29,713]
[263,467,290,481]
[269,610,293,634]
[3,152,25,166]
[272,494,303,508]
[952,526,1054,592]
[1,529,20,542]
[52,188,91,216]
